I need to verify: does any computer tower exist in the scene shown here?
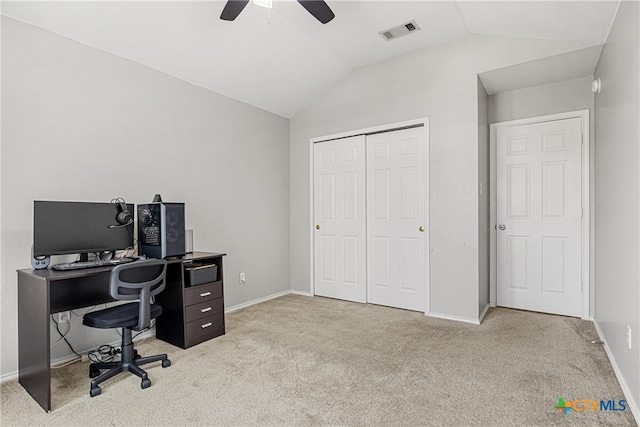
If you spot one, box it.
[137,202,185,259]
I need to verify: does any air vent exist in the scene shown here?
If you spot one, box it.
[379,20,421,41]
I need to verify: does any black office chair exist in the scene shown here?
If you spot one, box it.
[83,259,171,397]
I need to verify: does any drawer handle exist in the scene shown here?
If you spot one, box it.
[201,322,212,329]
[201,307,212,313]
[200,292,211,297]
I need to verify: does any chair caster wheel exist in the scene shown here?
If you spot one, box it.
[141,378,151,389]
[162,359,171,368]
[90,386,101,397]
[89,368,100,378]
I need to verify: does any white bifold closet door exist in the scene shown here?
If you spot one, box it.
[313,127,427,312]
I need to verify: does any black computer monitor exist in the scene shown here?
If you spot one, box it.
[33,200,135,258]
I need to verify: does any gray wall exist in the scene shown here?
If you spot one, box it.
[1,17,290,377]
[291,36,480,322]
[488,75,597,315]
[594,0,640,414]
[488,75,595,124]
[477,78,489,314]
[290,34,594,323]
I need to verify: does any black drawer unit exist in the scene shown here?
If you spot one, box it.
[155,252,226,349]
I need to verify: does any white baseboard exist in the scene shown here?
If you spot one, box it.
[0,370,19,383]
[225,290,293,313]
[479,304,490,323]
[290,290,313,297]
[2,293,301,384]
[593,319,640,424]
[0,329,156,384]
[428,311,481,325]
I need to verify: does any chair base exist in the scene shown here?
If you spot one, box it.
[88,328,171,397]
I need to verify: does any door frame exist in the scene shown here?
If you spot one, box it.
[309,117,431,315]
[489,110,591,319]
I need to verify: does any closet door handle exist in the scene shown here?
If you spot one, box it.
[419,226,425,232]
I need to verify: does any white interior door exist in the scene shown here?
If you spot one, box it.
[496,118,583,317]
[313,135,367,303]
[366,127,427,312]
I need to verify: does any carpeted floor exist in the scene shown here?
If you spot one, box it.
[0,294,637,426]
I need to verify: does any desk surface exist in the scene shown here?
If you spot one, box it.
[18,252,226,313]
[18,252,226,280]
[17,251,226,412]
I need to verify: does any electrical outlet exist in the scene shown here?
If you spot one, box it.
[57,311,71,323]
[81,354,89,362]
[239,272,246,284]
[627,325,632,350]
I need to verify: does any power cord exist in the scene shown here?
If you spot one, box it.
[50,315,72,347]
[50,315,81,357]
[87,345,119,363]
[52,298,157,368]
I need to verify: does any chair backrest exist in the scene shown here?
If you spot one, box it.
[109,259,168,330]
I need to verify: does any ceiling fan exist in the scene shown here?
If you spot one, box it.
[220,0,335,24]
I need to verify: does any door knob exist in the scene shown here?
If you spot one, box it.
[315,224,320,230]
[419,226,425,232]
[498,224,506,231]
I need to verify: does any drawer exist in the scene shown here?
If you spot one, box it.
[185,327,225,349]
[185,263,218,287]
[185,298,224,323]
[185,312,224,340]
[184,281,222,306]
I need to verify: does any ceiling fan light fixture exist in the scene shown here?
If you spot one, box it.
[253,0,273,9]
[221,0,334,23]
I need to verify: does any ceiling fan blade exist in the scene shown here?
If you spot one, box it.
[220,0,251,21]
[297,0,335,24]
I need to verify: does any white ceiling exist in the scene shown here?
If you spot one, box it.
[479,44,605,95]
[2,1,621,118]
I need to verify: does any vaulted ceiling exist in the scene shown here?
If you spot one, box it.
[2,1,621,118]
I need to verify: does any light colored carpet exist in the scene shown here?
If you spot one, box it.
[0,294,636,426]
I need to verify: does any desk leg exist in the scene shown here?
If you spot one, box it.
[18,273,52,412]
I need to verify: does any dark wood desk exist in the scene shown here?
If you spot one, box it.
[17,251,225,412]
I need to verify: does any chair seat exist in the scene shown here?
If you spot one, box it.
[83,303,163,330]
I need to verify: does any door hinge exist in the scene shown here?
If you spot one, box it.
[581,133,585,144]
[581,208,584,219]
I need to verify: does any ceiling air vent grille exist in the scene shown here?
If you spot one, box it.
[379,20,421,41]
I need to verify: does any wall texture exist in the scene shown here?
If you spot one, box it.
[488,75,595,124]
[290,34,598,323]
[488,75,596,315]
[593,0,640,416]
[477,78,489,314]
[1,17,290,377]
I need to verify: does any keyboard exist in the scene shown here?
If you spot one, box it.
[52,257,136,271]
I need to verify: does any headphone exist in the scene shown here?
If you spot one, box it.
[108,198,133,229]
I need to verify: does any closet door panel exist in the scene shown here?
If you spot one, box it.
[313,136,367,303]
[367,127,427,312]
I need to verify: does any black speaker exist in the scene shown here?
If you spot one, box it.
[31,245,50,269]
[137,202,185,259]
